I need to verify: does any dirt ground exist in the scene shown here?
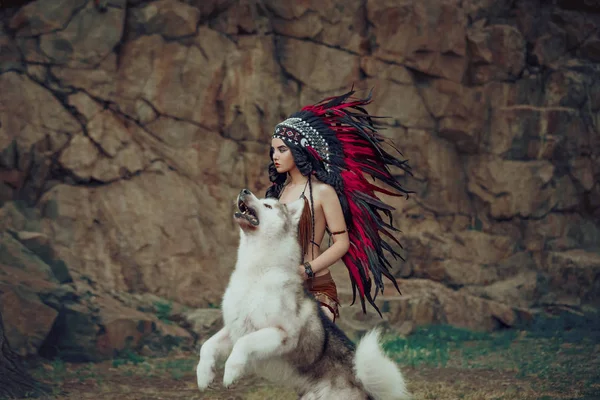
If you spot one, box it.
[24,309,600,400]
[29,346,599,400]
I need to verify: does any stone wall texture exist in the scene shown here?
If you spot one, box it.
[1,0,600,356]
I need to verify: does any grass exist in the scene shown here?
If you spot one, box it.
[154,300,173,324]
[27,310,599,399]
[381,310,600,398]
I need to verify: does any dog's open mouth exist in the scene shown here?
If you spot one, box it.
[234,197,259,226]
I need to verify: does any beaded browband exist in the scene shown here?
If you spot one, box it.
[272,117,331,171]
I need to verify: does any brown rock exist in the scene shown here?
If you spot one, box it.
[487,106,558,159]
[543,69,598,112]
[460,271,547,309]
[487,94,597,161]
[543,107,592,159]
[581,34,600,62]
[184,308,223,344]
[483,81,520,110]
[419,79,486,152]
[51,54,119,102]
[219,36,299,143]
[0,229,69,357]
[144,116,210,149]
[58,135,100,178]
[495,251,538,280]
[468,24,526,84]
[94,295,191,358]
[9,0,87,37]
[87,111,139,158]
[14,231,72,283]
[115,30,233,128]
[524,213,600,252]
[0,203,30,233]
[363,81,435,130]
[550,9,599,51]
[38,172,237,307]
[270,1,366,53]
[542,250,600,305]
[338,279,520,332]
[389,129,471,214]
[337,305,390,341]
[466,155,579,219]
[40,287,192,361]
[0,285,58,356]
[0,34,21,73]
[15,36,53,64]
[128,0,201,38]
[279,38,360,92]
[451,230,517,265]
[58,129,147,184]
[36,0,125,67]
[368,0,467,82]
[462,0,513,20]
[399,226,516,288]
[360,57,413,84]
[420,260,500,286]
[395,320,416,336]
[0,233,56,282]
[208,1,271,36]
[557,0,600,16]
[260,1,309,19]
[532,28,568,67]
[0,72,79,151]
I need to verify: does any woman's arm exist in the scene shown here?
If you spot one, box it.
[300,184,350,276]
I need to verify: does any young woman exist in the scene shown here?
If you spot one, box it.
[265,89,412,322]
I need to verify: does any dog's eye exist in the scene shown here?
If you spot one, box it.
[264,204,272,209]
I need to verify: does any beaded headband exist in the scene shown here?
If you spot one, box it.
[272,117,331,171]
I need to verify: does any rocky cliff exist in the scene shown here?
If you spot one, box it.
[1,0,599,359]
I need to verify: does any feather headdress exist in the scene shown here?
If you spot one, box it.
[269,88,412,315]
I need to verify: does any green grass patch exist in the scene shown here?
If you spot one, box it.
[155,300,173,324]
[382,324,517,369]
[382,310,600,396]
[154,358,197,380]
[112,346,146,368]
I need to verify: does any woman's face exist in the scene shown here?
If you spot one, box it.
[271,138,295,174]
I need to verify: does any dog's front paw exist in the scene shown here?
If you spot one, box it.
[196,360,215,391]
[223,353,246,388]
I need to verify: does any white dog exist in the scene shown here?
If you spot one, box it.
[195,189,410,399]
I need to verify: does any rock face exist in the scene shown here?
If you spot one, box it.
[1,0,599,356]
[0,203,192,360]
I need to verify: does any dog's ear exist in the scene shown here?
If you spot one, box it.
[285,198,305,225]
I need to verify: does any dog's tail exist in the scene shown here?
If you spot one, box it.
[354,329,411,400]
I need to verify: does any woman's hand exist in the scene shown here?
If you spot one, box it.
[297,265,307,280]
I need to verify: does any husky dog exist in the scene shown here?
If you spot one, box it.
[196,189,410,400]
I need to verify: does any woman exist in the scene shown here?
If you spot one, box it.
[265,89,411,322]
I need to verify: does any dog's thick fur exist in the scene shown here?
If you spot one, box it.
[196,189,410,399]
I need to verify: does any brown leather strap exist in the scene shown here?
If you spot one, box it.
[330,229,347,235]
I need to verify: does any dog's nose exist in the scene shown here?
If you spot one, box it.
[241,189,250,196]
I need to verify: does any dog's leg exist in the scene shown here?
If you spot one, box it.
[196,328,233,390]
[223,326,292,387]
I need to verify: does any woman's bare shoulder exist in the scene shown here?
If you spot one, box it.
[312,180,337,201]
